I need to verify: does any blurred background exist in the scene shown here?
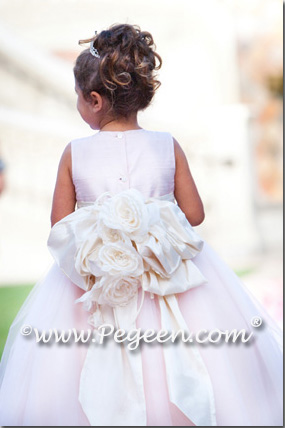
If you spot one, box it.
[0,0,282,353]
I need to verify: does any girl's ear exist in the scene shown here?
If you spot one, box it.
[89,91,103,112]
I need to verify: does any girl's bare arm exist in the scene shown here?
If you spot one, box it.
[173,138,205,226]
[50,143,76,227]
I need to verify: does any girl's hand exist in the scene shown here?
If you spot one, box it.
[50,143,76,227]
[173,138,205,226]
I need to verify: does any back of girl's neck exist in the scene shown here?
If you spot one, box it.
[99,116,141,132]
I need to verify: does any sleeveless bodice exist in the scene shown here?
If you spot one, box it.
[71,129,176,206]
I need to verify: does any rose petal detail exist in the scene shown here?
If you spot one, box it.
[97,275,141,307]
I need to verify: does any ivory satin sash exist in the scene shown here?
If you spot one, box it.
[47,190,217,426]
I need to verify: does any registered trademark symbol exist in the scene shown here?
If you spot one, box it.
[251,316,262,327]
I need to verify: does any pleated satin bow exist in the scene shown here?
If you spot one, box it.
[47,188,217,426]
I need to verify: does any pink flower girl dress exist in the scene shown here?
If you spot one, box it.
[0,129,283,426]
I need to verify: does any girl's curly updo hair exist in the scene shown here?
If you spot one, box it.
[73,24,162,118]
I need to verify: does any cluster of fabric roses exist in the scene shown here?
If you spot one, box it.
[70,188,205,310]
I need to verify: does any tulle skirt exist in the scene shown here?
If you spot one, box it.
[0,241,283,426]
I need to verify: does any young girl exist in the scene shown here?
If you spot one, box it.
[0,24,282,426]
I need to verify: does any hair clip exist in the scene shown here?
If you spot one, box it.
[90,31,100,58]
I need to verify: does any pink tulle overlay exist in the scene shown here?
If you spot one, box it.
[0,241,282,426]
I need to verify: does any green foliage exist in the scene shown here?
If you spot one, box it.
[0,285,33,359]
[234,267,255,277]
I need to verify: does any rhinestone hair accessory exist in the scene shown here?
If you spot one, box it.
[90,31,100,58]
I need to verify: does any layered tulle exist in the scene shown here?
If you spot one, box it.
[0,190,283,426]
[0,246,283,425]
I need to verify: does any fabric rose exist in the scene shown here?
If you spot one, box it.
[76,237,144,278]
[89,242,144,277]
[98,188,159,243]
[76,275,140,309]
[97,275,141,307]
[96,219,131,244]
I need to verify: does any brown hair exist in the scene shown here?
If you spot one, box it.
[73,24,162,118]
